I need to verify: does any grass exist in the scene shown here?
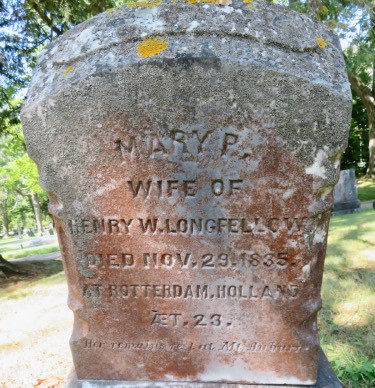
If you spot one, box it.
[1,243,59,260]
[320,209,375,387]
[357,177,375,201]
[0,236,21,246]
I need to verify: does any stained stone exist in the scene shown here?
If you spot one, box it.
[333,169,361,215]
[21,0,351,385]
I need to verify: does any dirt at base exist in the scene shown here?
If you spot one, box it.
[0,260,73,388]
[0,259,64,285]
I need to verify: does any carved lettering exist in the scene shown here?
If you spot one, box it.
[80,251,291,270]
[116,129,213,159]
[67,217,312,236]
[81,339,307,354]
[82,283,299,300]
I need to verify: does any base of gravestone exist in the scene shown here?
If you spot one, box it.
[66,348,342,388]
[333,200,361,215]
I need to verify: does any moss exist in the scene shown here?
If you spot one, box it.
[137,37,169,59]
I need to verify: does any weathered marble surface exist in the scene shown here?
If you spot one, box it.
[22,0,351,385]
[67,349,342,387]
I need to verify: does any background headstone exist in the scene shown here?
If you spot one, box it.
[21,1,352,385]
[333,169,361,215]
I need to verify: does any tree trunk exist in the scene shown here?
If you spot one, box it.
[0,254,25,278]
[348,72,375,177]
[367,6,375,176]
[30,192,43,236]
[368,107,375,176]
[0,200,9,237]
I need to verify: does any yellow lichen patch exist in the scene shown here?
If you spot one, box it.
[244,0,253,9]
[63,66,74,76]
[137,37,169,59]
[186,0,232,5]
[128,0,162,8]
[316,37,327,49]
[106,7,121,15]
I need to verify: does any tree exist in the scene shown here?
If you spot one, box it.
[0,121,47,236]
[0,129,21,236]
[0,254,24,279]
[6,152,45,235]
[0,191,12,237]
[288,0,375,176]
[0,0,117,136]
[347,43,375,176]
[341,91,369,174]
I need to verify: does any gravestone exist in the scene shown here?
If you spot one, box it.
[21,0,351,386]
[333,169,361,215]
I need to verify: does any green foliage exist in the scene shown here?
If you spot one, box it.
[1,0,116,83]
[341,92,369,175]
[0,124,30,188]
[0,121,48,233]
[0,0,117,135]
[331,356,375,386]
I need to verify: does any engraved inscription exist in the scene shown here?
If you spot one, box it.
[126,178,243,199]
[150,310,231,328]
[82,251,292,270]
[82,283,300,300]
[127,179,198,199]
[115,130,245,160]
[80,339,308,354]
[68,216,312,235]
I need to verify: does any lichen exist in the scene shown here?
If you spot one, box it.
[137,37,169,58]
[106,7,121,14]
[128,0,162,8]
[316,37,327,49]
[243,0,253,9]
[63,66,74,76]
[186,0,232,5]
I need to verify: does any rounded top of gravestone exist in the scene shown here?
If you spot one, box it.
[24,0,349,106]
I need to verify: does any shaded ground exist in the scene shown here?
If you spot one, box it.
[0,259,72,388]
[0,258,62,285]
